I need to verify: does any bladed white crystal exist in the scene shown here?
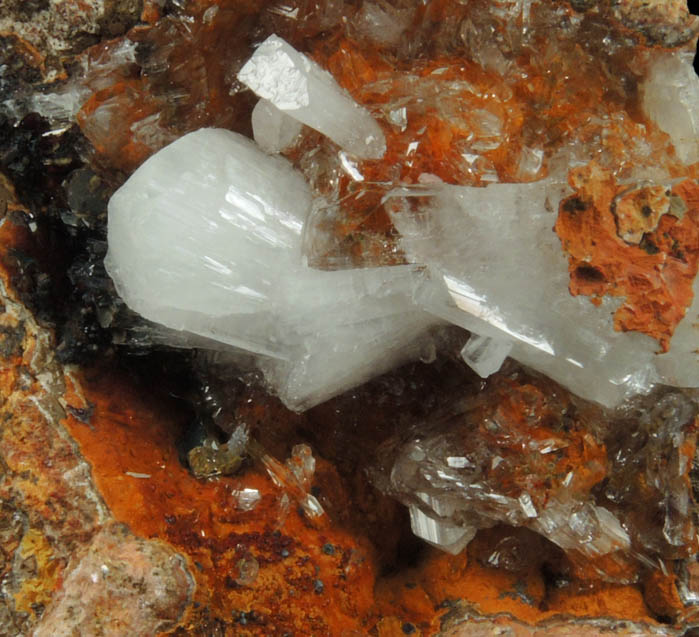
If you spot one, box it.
[642,51,699,165]
[106,128,435,410]
[107,122,695,414]
[251,98,303,154]
[238,34,386,159]
[408,505,476,555]
[387,180,667,407]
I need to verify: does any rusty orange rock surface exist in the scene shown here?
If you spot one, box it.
[556,164,699,350]
[55,351,679,635]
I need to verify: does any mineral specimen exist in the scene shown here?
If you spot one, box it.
[3,0,699,634]
[238,34,386,159]
[376,369,698,577]
[105,127,437,409]
[105,5,699,409]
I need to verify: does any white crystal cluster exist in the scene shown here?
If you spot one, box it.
[106,127,435,411]
[107,34,698,415]
[386,180,685,407]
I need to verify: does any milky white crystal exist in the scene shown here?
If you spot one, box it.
[105,127,312,358]
[106,128,435,410]
[258,262,438,410]
[408,503,475,555]
[251,98,303,154]
[238,34,386,159]
[642,51,699,165]
[388,180,664,407]
[655,274,699,388]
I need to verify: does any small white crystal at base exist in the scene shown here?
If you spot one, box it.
[460,333,512,378]
[238,34,386,159]
[408,505,476,555]
[251,98,303,154]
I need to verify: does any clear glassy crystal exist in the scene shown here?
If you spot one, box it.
[238,34,386,159]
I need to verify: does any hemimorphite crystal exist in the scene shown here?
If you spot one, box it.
[388,430,631,562]
[373,375,698,570]
[105,127,312,357]
[251,98,303,154]
[387,180,667,407]
[106,128,435,410]
[642,51,699,165]
[238,34,386,159]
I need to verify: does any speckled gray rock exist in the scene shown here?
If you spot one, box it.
[33,523,194,637]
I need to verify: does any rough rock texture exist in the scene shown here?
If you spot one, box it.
[0,192,196,636]
[0,0,145,81]
[33,523,193,637]
[0,219,108,634]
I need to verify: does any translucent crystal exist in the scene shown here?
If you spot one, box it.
[251,98,303,154]
[530,500,630,557]
[226,424,250,457]
[460,334,512,378]
[642,51,699,165]
[232,488,261,512]
[377,367,676,578]
[353,1,415,48]
[387,180,664,407]
[603,391,698,558]
[248,440,325,520]
[106,128,436,409]
[286,443,316,488]
[233,551,259,586]
[677,562,699,607]
[238,34,386,159]
[388,428,632,559]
